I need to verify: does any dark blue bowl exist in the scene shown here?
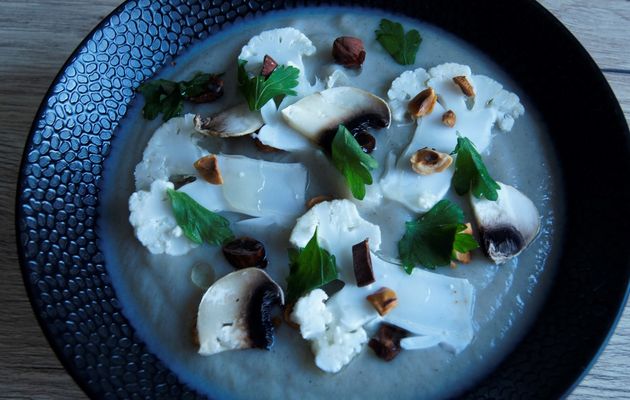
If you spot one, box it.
[16,0,630,398]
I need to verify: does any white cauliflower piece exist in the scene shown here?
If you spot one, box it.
[291,289,333,340]
[379,63,525,212]
[134,114,207,190]
[290,200,381,280]
[128,180,197,256]
[291,289,368,373]
[239,28,323,151]
[311,324,367,374]
[239,27,317,97]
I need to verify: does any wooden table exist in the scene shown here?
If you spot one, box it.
[0,1,628,398]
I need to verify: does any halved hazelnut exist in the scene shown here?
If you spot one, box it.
[222,237,268,270]
[442,110,456,127]
[366,287,398,316]
[408,88,437,118]
[454,223,473,264]
[369,323,408,361]
[410,148,453,175]
[194,154,223,184]
[306,195,333,209]
[452,76,475,97]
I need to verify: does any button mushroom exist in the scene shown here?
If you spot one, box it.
[193,103,264,138]
[280,86,391,145]
[470,182,540,264]
[197,268,284,355]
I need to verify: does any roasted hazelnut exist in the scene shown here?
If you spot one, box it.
[306,195,333,209]
[332,36,366,69]
[408,87,437,118]
[452,76,475,97]
[185,74,224,103]
[261,55,278,78]
[354,131,376,154]
[194,154,223,184]
[410,148,453,175]
[222,237,268,270]
[366,287,398,316]
[442,110,456,127]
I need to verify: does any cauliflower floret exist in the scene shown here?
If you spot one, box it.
[291,289,333,340]
[239,27,317,97]
[239,28,324,151]
[134,114,207,190]
[290,200,381,279]
[311,324,367,374]
[379,63,525,213]
[128,180,198,256]
[291,289,368,373]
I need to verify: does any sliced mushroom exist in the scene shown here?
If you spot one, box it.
[470,182,540,264]
[194,103,264,138]
[280,86,391,144]
[197,268,284,355]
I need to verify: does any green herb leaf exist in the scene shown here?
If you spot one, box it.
[237,59,300,111]
[286,228,339,304]
[398,200,478,273]
[166,188,234,245]
[138,72,222,121]
[451,135,501,201]
[331,125,379,200]
[452,223,480,257]
[375,18,422,65]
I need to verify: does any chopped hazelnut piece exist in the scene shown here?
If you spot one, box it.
[410,148,453,175]
[306,195,333,209]
[261,55,278,78]
[222,237,268,270]
[194,154,223,184]
[452,76,475,97]
[332,36,366,69]
[368,323,409,361]
[408,87,437,118]
[366,287,398,316]
[442,110,456,127]
[453,223,474,264]
[253,137,281,153]
[352,239,375,287]
[354,131,376,154]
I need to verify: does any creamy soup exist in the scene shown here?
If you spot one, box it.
[99,8,562,399]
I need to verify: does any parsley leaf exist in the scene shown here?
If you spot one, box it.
[331,125,379,200]
[237,59,300,111]
[286,228,339,304]
[398,200,478,273]
[166,189,234,245]
[138,72,222,121]
[375,18,422,65]
[451,135,501,201]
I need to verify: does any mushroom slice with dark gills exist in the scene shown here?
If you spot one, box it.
[197,268,284,355]
[280,86,391,146]
[194,103,264,138]
[471,182,540,264]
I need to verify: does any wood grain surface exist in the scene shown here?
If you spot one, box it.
[1,1,628,399]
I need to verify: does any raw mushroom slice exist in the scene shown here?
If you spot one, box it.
[281,87,392,144]
[193,103,264,138]
[134,114,207,190]
[254,100,312,152]
[470,182,540,264]
[197,268,284,356]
